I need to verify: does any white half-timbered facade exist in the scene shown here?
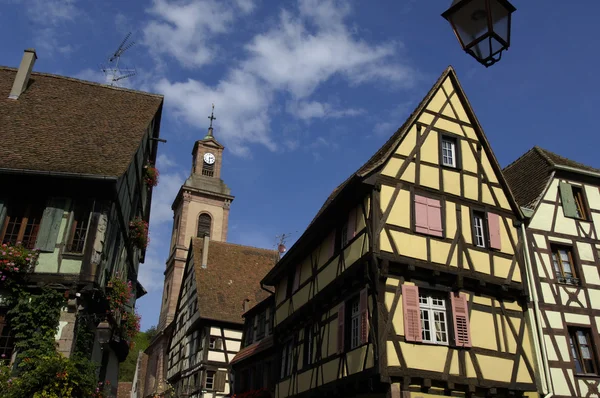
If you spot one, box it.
[505,146,600,398]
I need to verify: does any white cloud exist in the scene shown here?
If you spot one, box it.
[143,0,254,69]
[27,0,79,25]
[287,100,364,120]
[149,171,186,225]
[148,0,417,155]
[75,68,111,85]
[156,153,177,170]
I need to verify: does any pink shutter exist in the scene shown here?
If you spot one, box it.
[359,288,369,344]
[414,195,429,234]
[427,198,443,237]
[402,285,422,343]
[450,292,471,347]
[292,265,300,292]
[347,209,356,242]
[487,212,501,250]
[337,303,345,353]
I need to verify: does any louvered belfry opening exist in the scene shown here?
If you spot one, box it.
[202,162,214,177]
[197,213,211,237]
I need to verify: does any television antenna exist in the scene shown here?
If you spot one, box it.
[274,232,296,260]
[101,32,137,87]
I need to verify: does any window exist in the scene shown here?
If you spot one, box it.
[256,312,266,339]
[205,370,215,390]
[569,327,598,375]
[280,340,293,379]
[472,211,487,248]
[340,221,348,249]
[197,213,211,237]
[560,182,589,220]
[66,201,92,253]
[0,202,44,249]
[350,298,361,350]
[551,245,579,285]
[245,321,254,346]
[0,311,14,364]
[209,337,222,350]
[265,308,272,336]
[419,292,449,345]
[441,136,458,168]
[304,325,314,367]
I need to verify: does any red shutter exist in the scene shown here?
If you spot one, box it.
[337,303,345,353]
[427,198,443,237]
[450,292,471,347]
[402,285,422,342]
[359,288,369,344]
[487,212,501,250]
[347,209,356,242]
[414,195,429,234]
[292,265,300,292]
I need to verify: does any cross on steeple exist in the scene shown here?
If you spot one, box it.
[208,104,216,128]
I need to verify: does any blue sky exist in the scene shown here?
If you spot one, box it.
[1,0,599,331]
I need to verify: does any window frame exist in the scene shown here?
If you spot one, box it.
[256,311,266,340]
[280,339,294,379]
[471,209,488,248]
[572,186,590,221]
[418,290,450,346]
[550,244,580,286]
[204,370,215,390]
[439,134,460,169]
[0,201,45,249]
[349,297,361,350]
[568,326,599,376]
[65,200,93,254]
[304,324,314,368]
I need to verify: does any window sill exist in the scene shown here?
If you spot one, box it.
[62,252,85,260]
[574,373,600,379]
[565,216,592,224]
[440,164,461,172]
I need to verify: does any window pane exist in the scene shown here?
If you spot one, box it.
[433,310,448,344]
[421,309,431,341]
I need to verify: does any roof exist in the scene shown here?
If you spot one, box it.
[0,67,163,177]
[192,238,277,324]
[230,335,274,366]
[264,65,522,284]
[503,146,600,210]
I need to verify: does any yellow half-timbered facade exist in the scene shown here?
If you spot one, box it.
[261,66,538,398]
[505,147,600,398]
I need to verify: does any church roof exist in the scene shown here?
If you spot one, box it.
[503,146,600,210]
[191,238,277,324]
[0,67,163,178]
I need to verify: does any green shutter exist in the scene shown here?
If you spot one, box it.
[35,198,66,252]
[559,182,578,218]
[0,199,6,231]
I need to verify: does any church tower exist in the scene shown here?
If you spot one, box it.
[158,105,234,330]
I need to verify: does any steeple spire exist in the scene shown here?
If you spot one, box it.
[204,104,216,140]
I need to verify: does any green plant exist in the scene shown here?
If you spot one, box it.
[106,276,133,316]
[129,217,149,249]
[0,243,39,283]
[144,164,159,187]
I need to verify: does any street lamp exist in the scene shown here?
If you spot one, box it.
[442,0,516,67]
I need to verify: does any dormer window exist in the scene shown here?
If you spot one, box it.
[560,182,589,221]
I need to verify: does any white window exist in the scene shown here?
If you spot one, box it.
[350,299,360,349]
[441,137,456,167]
[419,293,449,345]
[473,212,486,248]
[205,370,215,390]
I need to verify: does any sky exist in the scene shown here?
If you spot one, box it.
[1,0,599,331]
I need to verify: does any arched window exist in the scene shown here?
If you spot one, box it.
[197,213,212,237]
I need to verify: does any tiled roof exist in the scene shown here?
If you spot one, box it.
[192,238,277,324]
[503,146,600,210]
[0,67,163,177]
[230,335,274,365]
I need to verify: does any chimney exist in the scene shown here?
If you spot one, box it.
[9,48,37,100]
[242,299,250,313]
[201,236,210,269]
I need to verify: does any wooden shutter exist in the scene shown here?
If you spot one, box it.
[402,285,422,342]
[347,209,356,242]
[414,195,429,234]
[214,370,227,392]
[359,288,369,344]
[292,264,301,292]
[427,198,443,237]
[487,212,501,250]
[35,198,66,252]
[337,303,345,353]
[450,292,472,347]
[559,182,578,218]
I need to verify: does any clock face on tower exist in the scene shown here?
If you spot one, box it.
[203,152,216,165]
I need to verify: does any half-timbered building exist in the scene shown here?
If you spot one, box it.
[230,295,277,397]
[0,48,164,394]
[166,236,277,397]
[504,147,600,398]
[261,66,539,398]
